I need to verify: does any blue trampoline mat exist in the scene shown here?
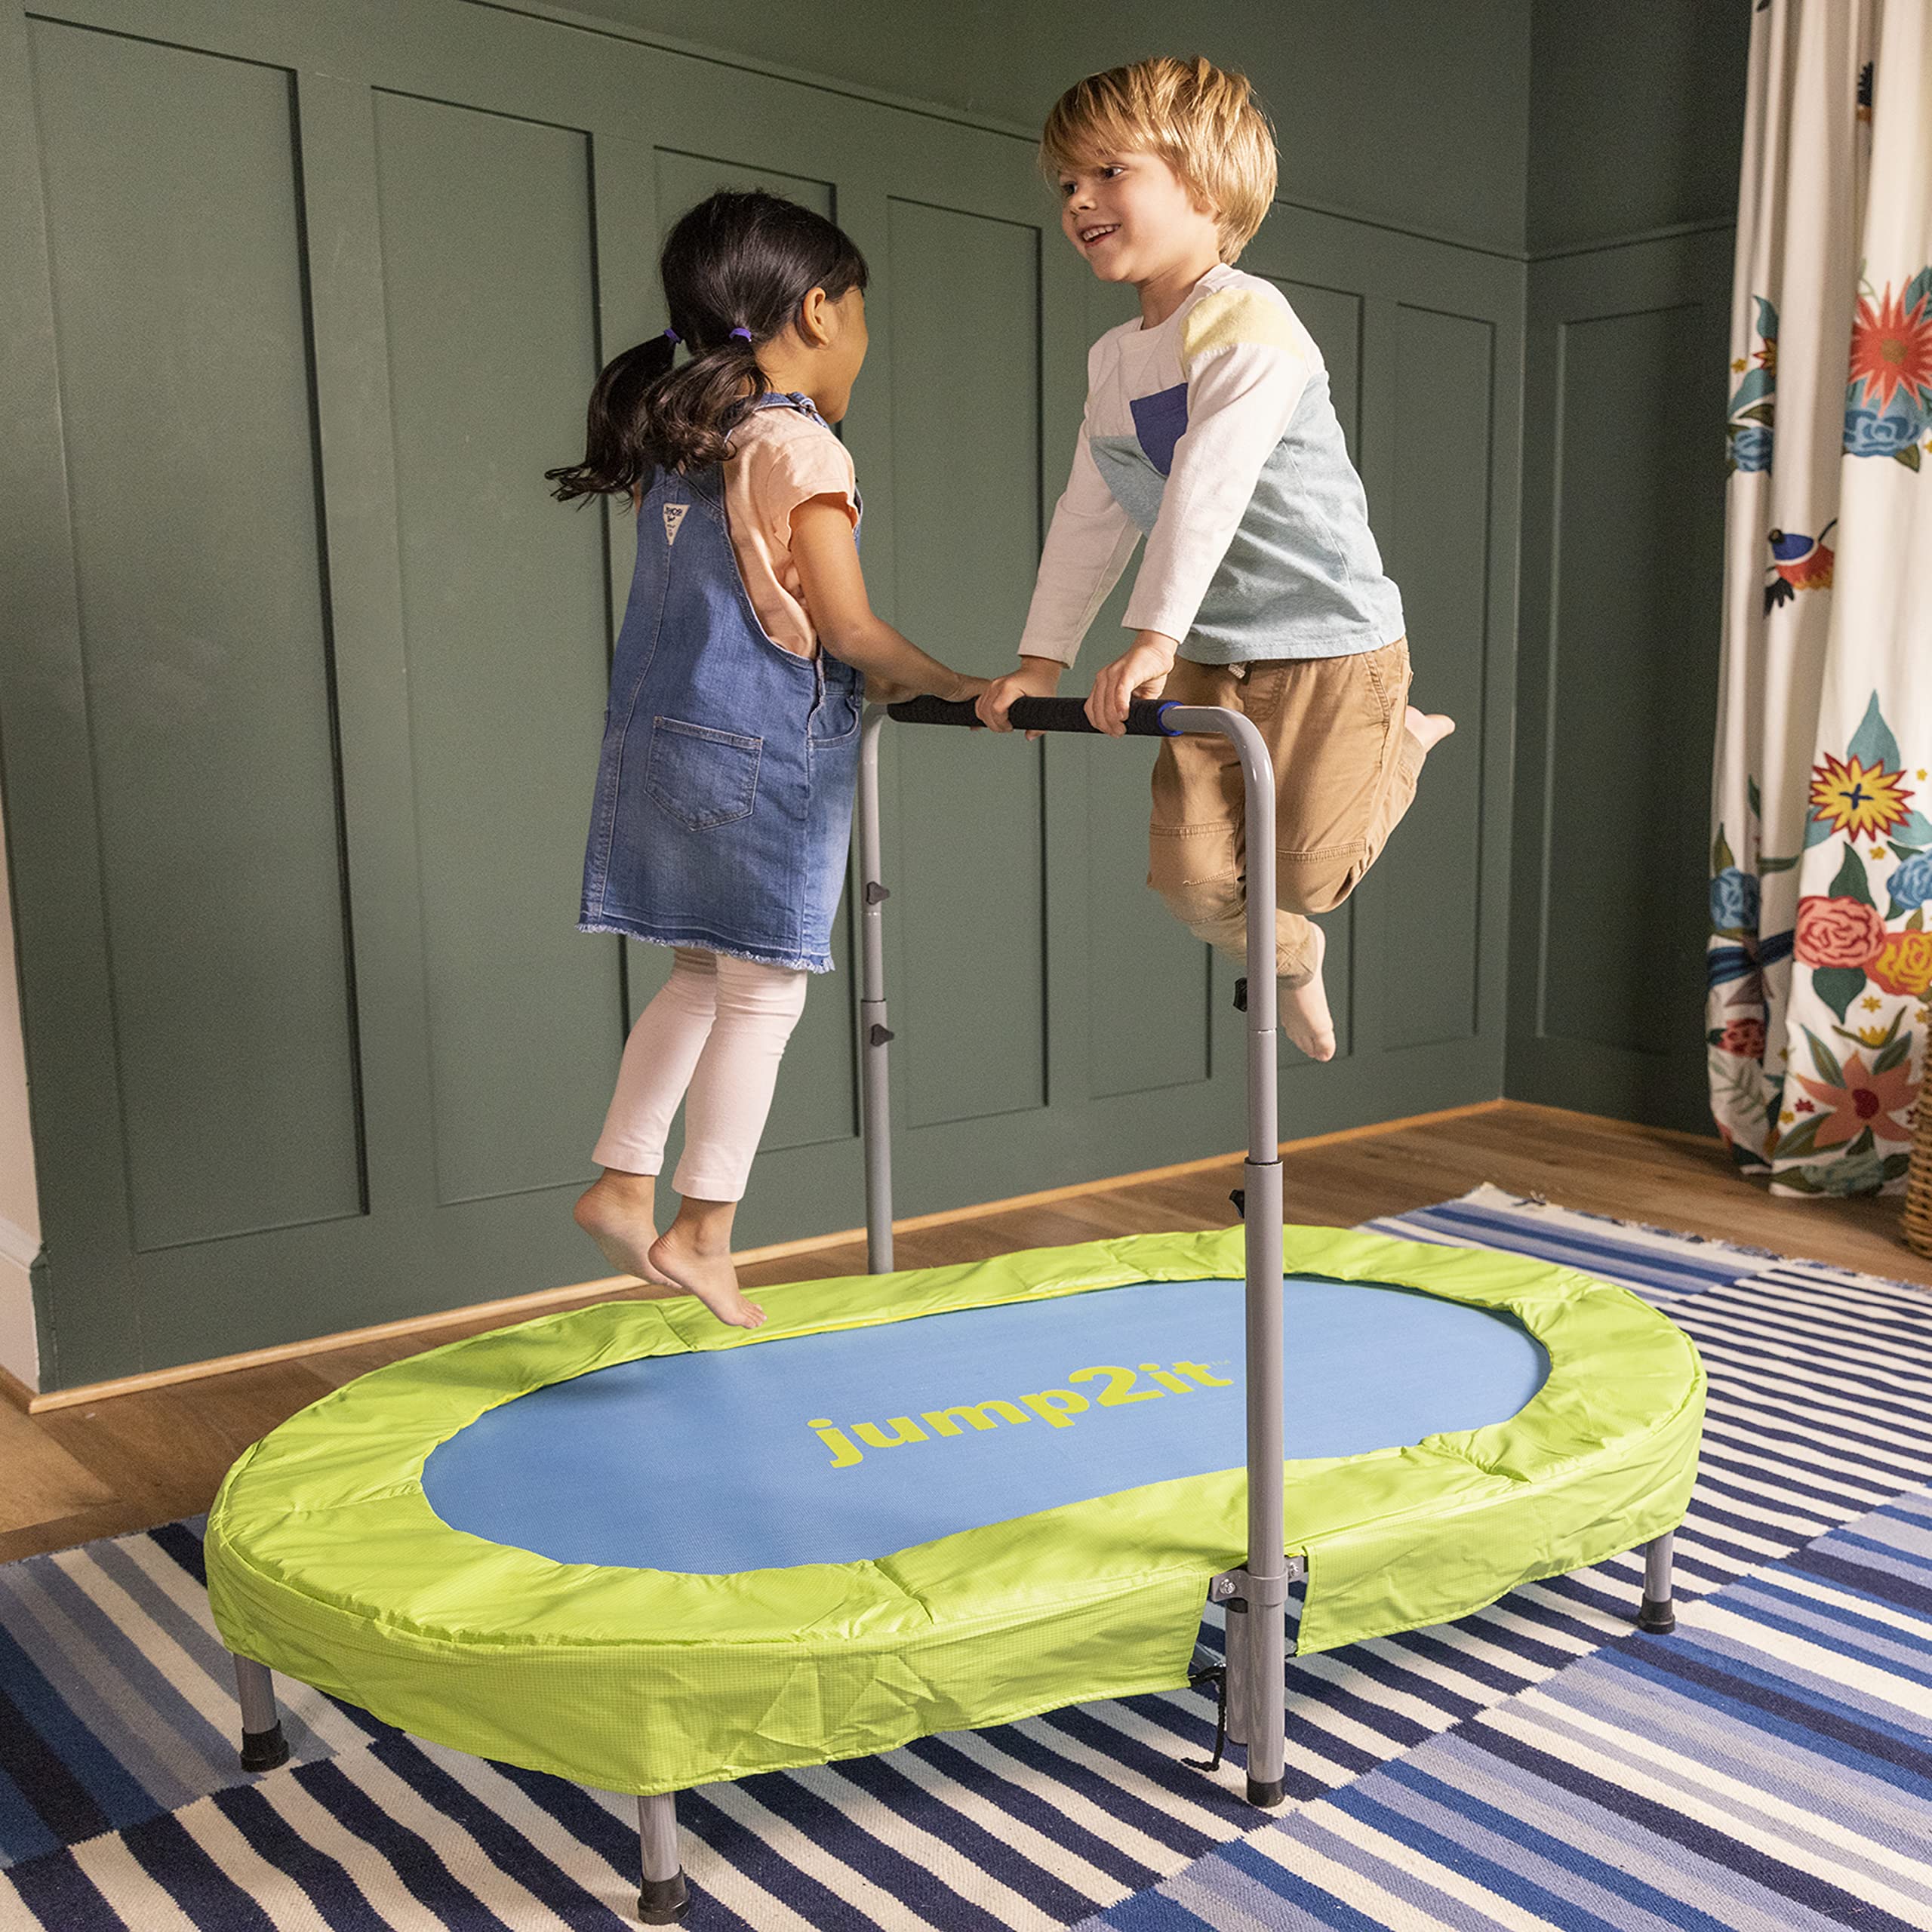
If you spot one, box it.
[423,1273,1547,1574]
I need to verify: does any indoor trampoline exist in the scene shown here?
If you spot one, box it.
[205,698,1705,1924]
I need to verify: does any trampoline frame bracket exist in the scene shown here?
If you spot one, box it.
[1210,1557,1304,1608]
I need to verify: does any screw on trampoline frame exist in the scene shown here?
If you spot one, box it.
[1229,1188,1245,1220]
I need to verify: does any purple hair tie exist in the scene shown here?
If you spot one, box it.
[661,326,680,344]
[729,327,753,342]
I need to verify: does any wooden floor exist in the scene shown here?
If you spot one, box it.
[4,1100,1926,1566]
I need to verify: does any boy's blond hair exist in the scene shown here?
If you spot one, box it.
[1040,57,1278,263]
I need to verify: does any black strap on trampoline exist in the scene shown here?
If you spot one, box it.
[1186,1654,1231,1774]
[886,694,1177,737]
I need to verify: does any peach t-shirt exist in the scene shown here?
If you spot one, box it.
[721,405,858,658]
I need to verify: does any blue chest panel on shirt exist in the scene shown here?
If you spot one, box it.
[1129,382,1189,476]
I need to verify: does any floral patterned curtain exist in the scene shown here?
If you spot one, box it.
[1709,0,1932,1196]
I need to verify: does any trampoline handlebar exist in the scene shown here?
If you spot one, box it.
[862,689,1288,1803]
[886,694,1176,738]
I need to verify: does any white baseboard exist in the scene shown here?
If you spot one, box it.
[0,1217,41,1392]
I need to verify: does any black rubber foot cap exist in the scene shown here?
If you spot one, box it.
[1638,1597,1676,1635]
[638,1874,690,1924]
[240,1724,290,1773]
[1245,1775,1286,1809]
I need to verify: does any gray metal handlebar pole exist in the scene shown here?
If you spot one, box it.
[857,700,1287,1805]
[857,707,894,1273]
[1163,705,1286,1807]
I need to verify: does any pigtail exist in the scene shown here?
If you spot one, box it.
[546,331,680,501]
[634,334,771,475]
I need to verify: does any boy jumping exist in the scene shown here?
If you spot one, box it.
[977,57,1453,1060]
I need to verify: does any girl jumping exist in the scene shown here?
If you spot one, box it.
[549,190,983,1329]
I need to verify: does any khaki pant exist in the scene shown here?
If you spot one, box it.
[1148,640,1420,983]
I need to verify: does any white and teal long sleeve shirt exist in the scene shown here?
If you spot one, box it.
[1017,263,1405,667]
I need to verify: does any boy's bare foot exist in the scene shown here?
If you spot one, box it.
[1282,924,1337,1063]
[574,1171,675,1286]
[649,1224,767,1331]
[1406,706,1456,755]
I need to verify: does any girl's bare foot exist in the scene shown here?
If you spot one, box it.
[649,1222,767,1331]
[1282,923,1337,1063]
[574,1170,675,1285]
[1406,706,1456,755]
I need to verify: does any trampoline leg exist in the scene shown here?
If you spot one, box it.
[1638,1531,1677,1634]
[1240,1149,1288,1810]
[232,1654,291,1773]
[1221,1599,1251,1748]
[637,1793,689,1924]
[1242,1580,1287,1807]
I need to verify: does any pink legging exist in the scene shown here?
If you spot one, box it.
[592,948,808,1202]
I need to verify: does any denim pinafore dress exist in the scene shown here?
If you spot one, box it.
[580,393,863,973]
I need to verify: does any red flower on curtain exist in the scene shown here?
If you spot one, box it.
[1716,1017,1767,1058]
[1794,895,1886,968]
[1847,281,1932,414]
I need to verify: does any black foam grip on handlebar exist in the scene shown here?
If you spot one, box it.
[886,695,1175,737]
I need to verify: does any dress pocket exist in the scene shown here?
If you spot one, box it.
[645,717,763,830]
[809,685,863,744]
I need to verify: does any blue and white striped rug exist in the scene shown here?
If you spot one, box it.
[1,1184,1927,1930]
[1088,1489,1932,1932]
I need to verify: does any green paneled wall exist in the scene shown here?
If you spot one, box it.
[31,26,365,1252]
[562,0,1535,254]
[884,200,1048,1134]
[1383,307,1495,1053]
[374,93,621,1207]
[1507,233,1734,1131]
[1505,0,1749,1134]
[1527,0,1749,254]
[3,0,1517,1386]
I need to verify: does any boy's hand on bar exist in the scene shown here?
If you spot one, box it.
[1085,631,1179,736]
[976,656,1066,738]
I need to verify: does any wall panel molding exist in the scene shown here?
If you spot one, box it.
[1506,226,1734,1132]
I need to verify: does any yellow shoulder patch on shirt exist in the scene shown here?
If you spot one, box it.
[1180,287,1302,373]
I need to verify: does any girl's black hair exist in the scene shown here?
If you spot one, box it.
[547,189,868,497]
